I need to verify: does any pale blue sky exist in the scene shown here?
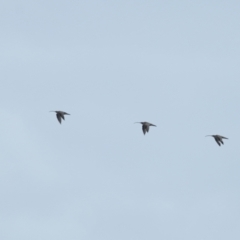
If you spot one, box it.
[1,1,240,239]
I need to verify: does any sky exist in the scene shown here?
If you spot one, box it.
[1,0,240,239]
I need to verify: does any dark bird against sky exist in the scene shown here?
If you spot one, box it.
[135,122,156,135]
[50,111,70,124]
[205,135,228,146]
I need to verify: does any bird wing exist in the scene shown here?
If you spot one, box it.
[220,135,228,139]
[146,125,149,132]
[214,139,221,146]
[142,125,147,135]
[56,113,62,124]
[215,137,223,144]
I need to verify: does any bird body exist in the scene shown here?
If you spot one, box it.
[135,122,156,135]
[205,134,228,146]
[50,111,70,124]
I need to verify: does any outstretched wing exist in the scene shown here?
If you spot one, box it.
[142,125,149,134]
[63,112,70,115]
[218,139,224,145]
[218,137,224,145]
[142,125,146,134]
[146,125,149,132]
[220,135,228,139]
[215,139,221,146]
[142,125,148,134]
[56,113,62,124]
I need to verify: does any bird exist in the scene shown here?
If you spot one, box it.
[50,111,70,124]
[205,135,228,146]
[135,122,156,135]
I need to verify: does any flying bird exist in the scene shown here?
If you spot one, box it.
[50,111,70,124]
[205,135,228,146]
[135,122,156,135]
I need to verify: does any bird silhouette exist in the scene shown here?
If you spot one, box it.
[205,135,228,146]
[135,122,156,135]
[50,111,70,124]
